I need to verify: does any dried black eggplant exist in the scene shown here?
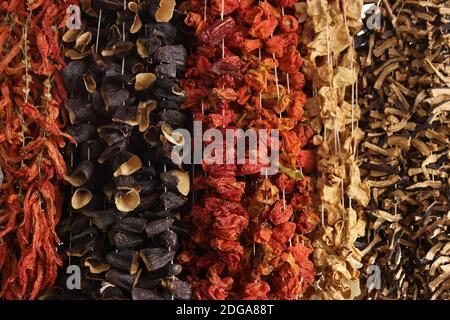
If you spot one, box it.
[84,251,111,274]
[66,123,96,144]
[98,139,128,164]
[162,279,192,300]
[131,287,164,300]
[105,269,140,291]
[113,232,144,249]
[105,250,140,274]
[65,160,95,187]
[153,45,186,65]
[65,99,95,125]
[59,0,191,300]
[160,191,187,210]
[114,217,147,234]
[153,229,178,249]
[155,63,177,78]
[145,218,174,238]
[139,248,175,272]
[79,139,105,162]
[84,209,126,231]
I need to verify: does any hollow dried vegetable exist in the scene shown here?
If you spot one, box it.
[300,0,368,300]
[54,0,191,300]
[179,0,318,300]
[0,0,74,299]
[356,0,450,300]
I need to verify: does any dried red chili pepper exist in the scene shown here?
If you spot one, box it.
[0,0,72,300]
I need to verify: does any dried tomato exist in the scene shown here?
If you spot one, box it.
[279,15,298,33]
[269,200,293,225]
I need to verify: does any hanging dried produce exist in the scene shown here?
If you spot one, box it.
[179,0,318,300]
[54,0,191,300]
[300,0,368,300]
[356,0,450,300]
[0,0,74,299]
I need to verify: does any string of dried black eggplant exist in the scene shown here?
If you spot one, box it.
[356,0,450,300]
[53,0,192,300]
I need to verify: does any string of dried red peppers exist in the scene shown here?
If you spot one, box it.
[179,0,318,300]
[0,0,74,299]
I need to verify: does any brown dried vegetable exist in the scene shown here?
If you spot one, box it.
[356,0,450,300]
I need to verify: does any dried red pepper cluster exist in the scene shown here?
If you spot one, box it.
[179,0,318,300]
[0,0,74,299]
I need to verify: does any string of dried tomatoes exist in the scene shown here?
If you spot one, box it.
[0,0,74,300]
[179,0,318,300]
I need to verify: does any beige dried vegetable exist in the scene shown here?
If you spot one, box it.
[357,0,450,300]
[300,0,368,300]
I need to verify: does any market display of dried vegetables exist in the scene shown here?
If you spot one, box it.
[178,0,318,300]
[0,0,74,299]
[54,0,191,300]
[356,0,450,300]
[0,0,449,301]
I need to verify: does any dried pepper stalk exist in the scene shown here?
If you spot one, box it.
[0,0,75,299]
[300,0,369,300]
[356,0,450,300]
[179,0,318,300]
[53,0,191,300]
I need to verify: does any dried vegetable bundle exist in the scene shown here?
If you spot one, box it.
[179,0,318,300]
[0,0,74,299]
[55,0,191,300]
[356,0,450,299]
[300,0,369,299]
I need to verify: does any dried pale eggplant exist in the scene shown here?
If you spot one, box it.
[65,160,95,187]
[84,251,111,274]
[71,187,94,210]
[115,189,141,213]
[160,170,189,196]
